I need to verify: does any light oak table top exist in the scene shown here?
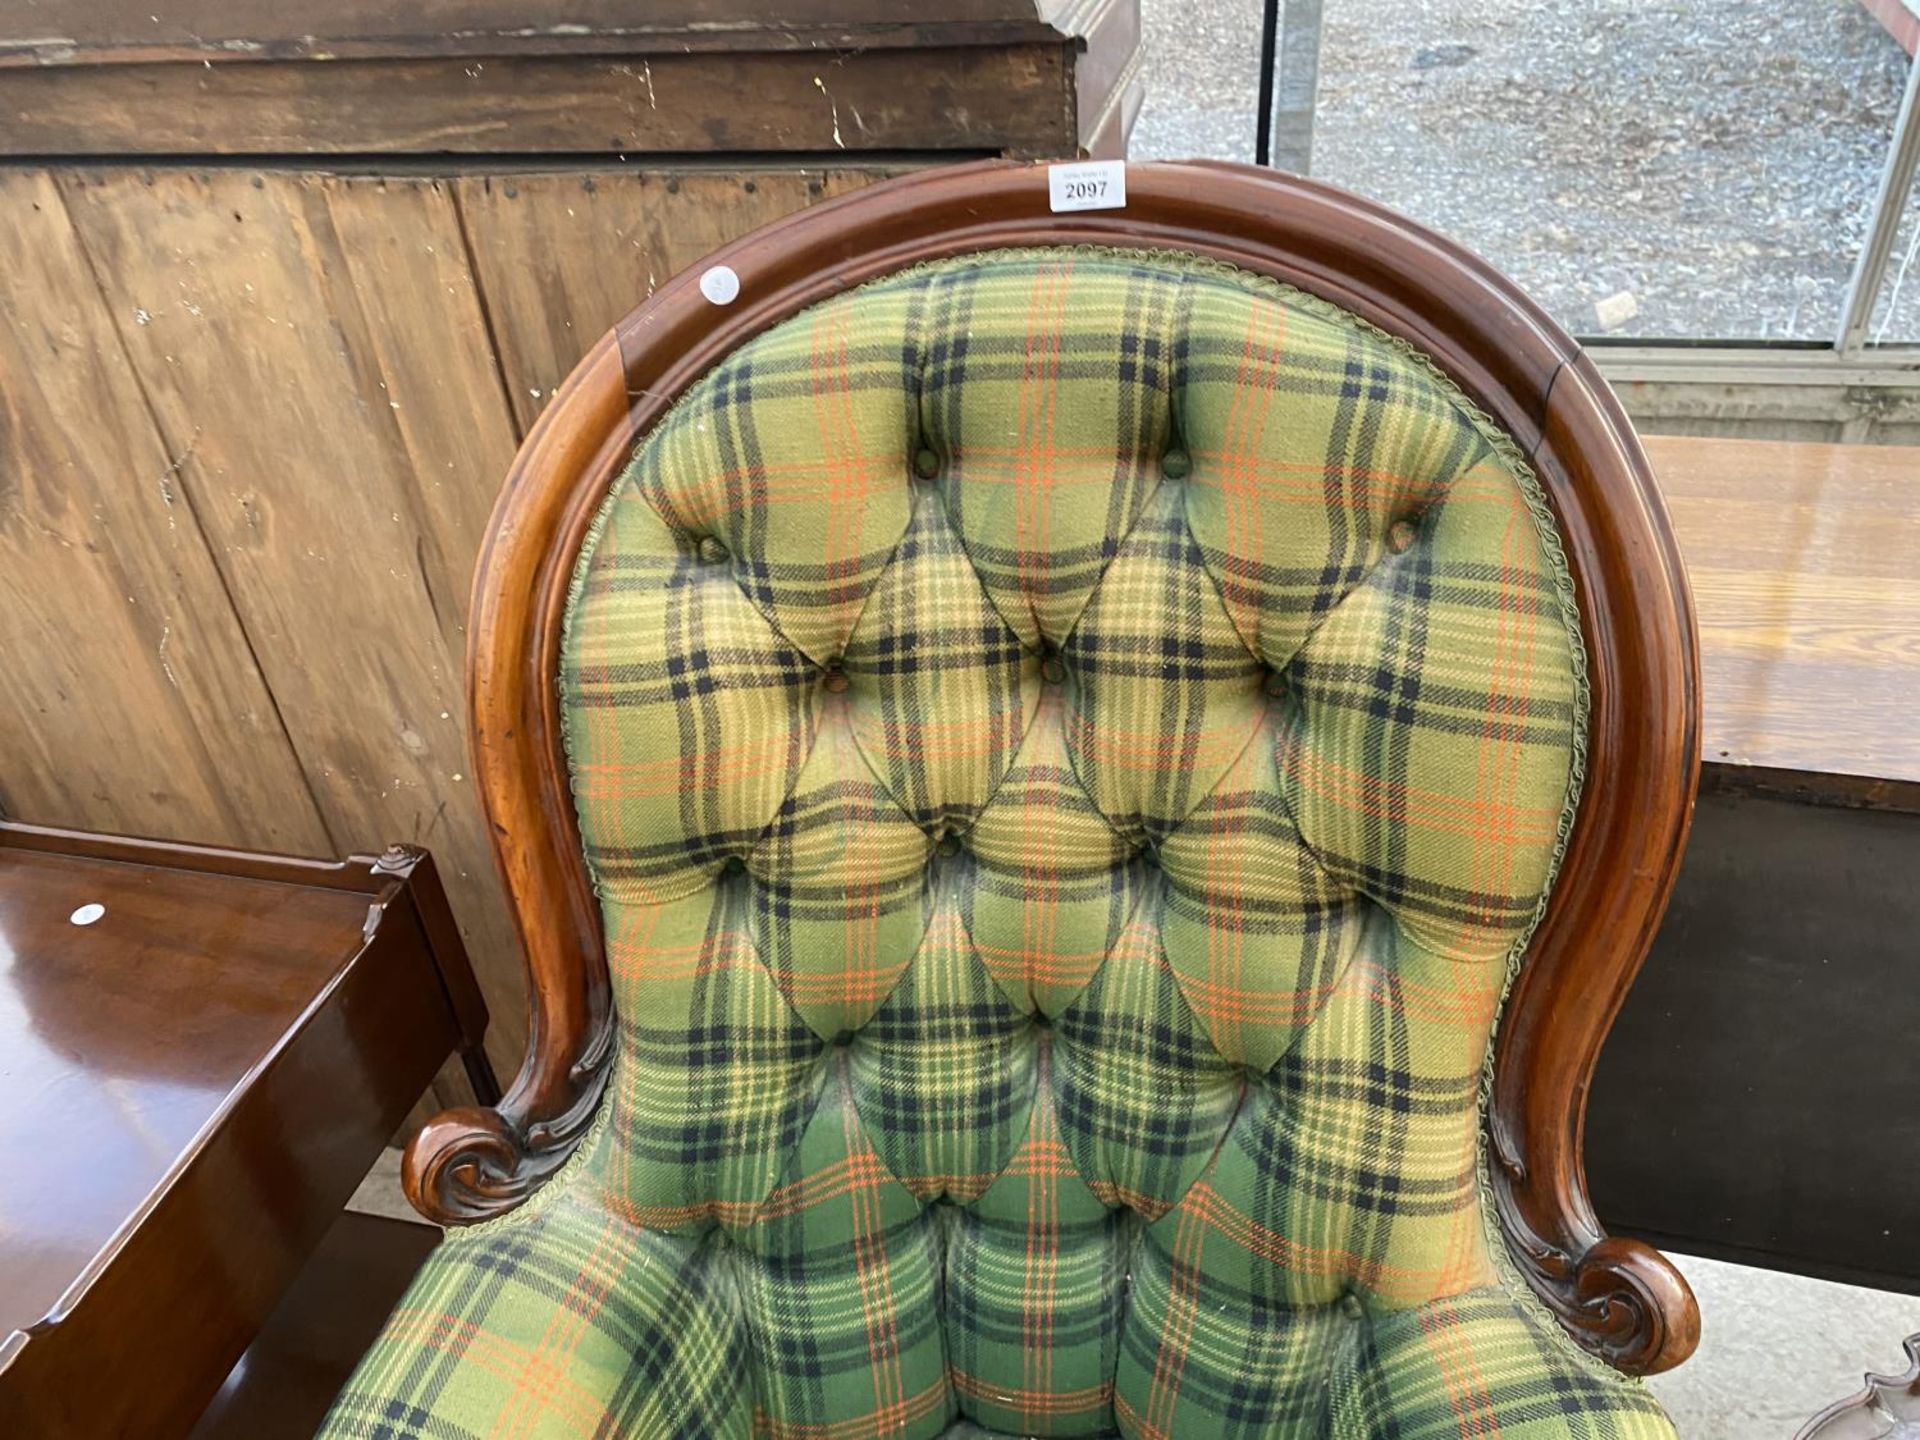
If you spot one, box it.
[1643,435,1920,806]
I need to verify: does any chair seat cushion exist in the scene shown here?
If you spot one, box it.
[1331,1291,1677,1439]
[321,246,1675,1438]
[320,1181,1672,1439]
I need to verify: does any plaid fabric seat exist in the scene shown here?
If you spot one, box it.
[321,249,1676,1439]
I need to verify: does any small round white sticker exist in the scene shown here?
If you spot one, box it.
[699,265,741,306]
[70,903,105,926]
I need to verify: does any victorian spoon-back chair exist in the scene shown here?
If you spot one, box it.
[320,159,1701,1439]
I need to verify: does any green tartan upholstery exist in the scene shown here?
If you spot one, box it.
[321,249,1676,1439]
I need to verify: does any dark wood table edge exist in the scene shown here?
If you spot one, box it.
[0,822,501,1104]
[1700,762,1920,815]
[5,819,415,895]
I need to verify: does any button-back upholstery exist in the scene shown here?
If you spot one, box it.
[322,249,1676,1438]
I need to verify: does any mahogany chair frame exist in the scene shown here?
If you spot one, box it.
[404,159,1703,1377]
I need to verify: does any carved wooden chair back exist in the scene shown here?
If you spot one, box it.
[402,161,1703,1409]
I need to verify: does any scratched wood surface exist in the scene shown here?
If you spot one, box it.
[454,168,890,432]
[0,169,332,856]
[56,169,526,1078]
[0,0,1055,55]
[0,1,1124,162]
[0,46,1073,158]
[1643,435,1920,796]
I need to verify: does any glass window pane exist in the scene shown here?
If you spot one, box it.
[1132,0,1910,343]
[1130,1,1267,163]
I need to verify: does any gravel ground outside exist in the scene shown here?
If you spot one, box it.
[1129,0,1913,341]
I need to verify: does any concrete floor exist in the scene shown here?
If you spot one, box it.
[345,1145,421,1227]
[350,1150,1920,1435]
[1650,1253,1920,1436]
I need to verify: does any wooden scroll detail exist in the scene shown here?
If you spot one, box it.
[403,334,630,1225]
[403,159,1703,1377]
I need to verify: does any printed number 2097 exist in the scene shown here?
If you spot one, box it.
[1047,161,1127,213]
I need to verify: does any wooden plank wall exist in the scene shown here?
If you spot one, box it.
[0,163,887,1103]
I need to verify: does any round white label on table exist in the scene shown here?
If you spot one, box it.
[700,265,741,306]
[70,902,105,926]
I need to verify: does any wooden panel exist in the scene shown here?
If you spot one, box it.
[0,46,1070,157]
[0,2,1056,60]
[454,167,891,430]
[57,168,528,1069]
[1644,435,1920,791]
[0,169,329,854]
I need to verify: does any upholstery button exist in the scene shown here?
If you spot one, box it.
[912,447,941,481]
[1040,654,1067,685]
[822,659,850,693]
[1160,448,1191,480]
[1265,669,1287,698]
[697,536,729,564]
[1386,518,1419,554]
[937,834,961,859]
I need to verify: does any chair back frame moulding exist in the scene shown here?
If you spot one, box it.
[403,158,1703,1377]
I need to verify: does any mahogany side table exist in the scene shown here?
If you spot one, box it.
[0,822,498,1439]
